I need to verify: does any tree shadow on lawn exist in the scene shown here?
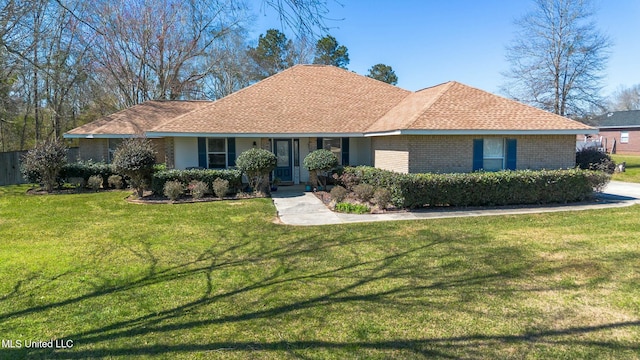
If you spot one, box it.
[1,230,638,359]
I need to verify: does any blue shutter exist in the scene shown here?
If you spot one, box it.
[341,137,349,165]
[472,139,484,171]
[198,137,207,168]
[506,139,517,170]
[317,137,323,150]
[227,137,236,167]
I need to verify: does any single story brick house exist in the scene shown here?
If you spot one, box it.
[587,110,640,155]
[64,65,594,184]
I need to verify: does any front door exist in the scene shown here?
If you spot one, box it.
[274,139,292,182]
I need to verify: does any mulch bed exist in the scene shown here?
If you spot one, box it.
[312,190,404,214]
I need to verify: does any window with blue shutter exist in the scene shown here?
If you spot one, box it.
[506,139,517,170]
[227,137,236,167]
[472,139,484,171]
[341,137,349,165]
[197,137,207,168]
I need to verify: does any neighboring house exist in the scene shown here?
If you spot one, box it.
[589,110,640,154]
[64,65,594,184]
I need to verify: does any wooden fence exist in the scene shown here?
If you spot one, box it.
[0,148,79,186]
[0,151,26,186]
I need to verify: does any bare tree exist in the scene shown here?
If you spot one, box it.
[502,0,612,116]
[608,84,640,111]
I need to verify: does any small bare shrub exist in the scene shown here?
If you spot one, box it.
[189,180,209,199]
[163,180,184,201]
[373,188,392,209]
[212,178,230,199]
[108,175,124,189]
[335,171,360,191]
[87,175,103,191]
[330,185,348,202]
[353,183,375,202]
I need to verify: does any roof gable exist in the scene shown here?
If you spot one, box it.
[65,100,212,137]
[152,65,411,135]
[368,82,593,133]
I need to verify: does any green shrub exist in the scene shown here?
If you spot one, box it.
[112,138,156,197]
[212,178,230,199]
[303,149,338,188]
[87,175,103,191]
[163,180,184,201]
[20,140,68,192]
[576,148,616,174]
[335,202,370,214]
[235,148,277,196]
[151,169,242,195]
[353,183,375,202]
[343,166,610,209]
[334,171,360,191]
[329,185,348,202]
[373,188,392,209]
[61,160,114,188]
[108,175,124,189]
[189,180,209,199]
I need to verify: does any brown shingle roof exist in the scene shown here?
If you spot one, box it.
[367,81,593,133]
[65,100,212,137]
[151,65,411,134]
[66,65,594,138]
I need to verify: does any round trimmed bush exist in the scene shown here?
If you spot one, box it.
[303,149,338,188]
[87,175,103,191]
[576,148,615,174]
[20,140,68,192]
[163,180,184,201]
[112,138,156,197]
[236,148,276,195]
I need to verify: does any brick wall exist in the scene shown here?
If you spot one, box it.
[371,134,576,173]
[163,137,175,168]
[371,136,409,173]
[599,129,640,155]
[78,138,108,162]
[149,138,166,165]
[516,135,575,169]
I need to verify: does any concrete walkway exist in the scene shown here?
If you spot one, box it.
[271,181,640,226]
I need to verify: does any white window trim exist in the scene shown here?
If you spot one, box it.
[207,138,227,169]
[621,131,629,144]
[483,138,506,170]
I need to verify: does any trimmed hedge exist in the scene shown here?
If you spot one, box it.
[151,169,242,195]
[60,161,114,187]
[342,166,610,209]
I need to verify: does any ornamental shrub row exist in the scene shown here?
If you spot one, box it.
[151,169,242,195]
[341,166,610,209]
[60,160,115,188]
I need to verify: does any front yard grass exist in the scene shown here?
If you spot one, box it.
[0,185,639,359]
[612,154,640,183]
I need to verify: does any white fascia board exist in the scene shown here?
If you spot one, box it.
[598,125,640,129]
[146,132,366,138]
[62,133,141,139]
[364,129,597,136]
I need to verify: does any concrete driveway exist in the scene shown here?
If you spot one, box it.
[271,181,640,226]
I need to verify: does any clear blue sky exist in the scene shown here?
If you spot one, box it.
[252,0,639,96]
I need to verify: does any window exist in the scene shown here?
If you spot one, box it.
[483,138,505,171]
[621,132,629,144]
[207,138,226,169]
[473,138,517,171]
[323,138,342,165]
[108,138,123,163]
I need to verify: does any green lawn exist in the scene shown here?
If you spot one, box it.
[0,185,639,359]
[612,154,640,183]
